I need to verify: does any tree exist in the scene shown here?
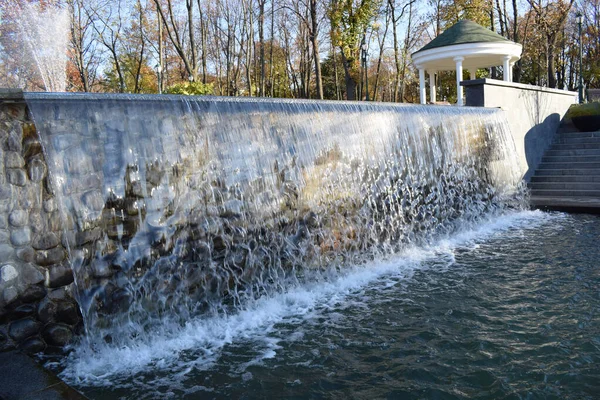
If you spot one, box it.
[87,0,127,92]
[329,0,380,100]
[526,0,576,88]
[152,0,199,81]
[66,0,100,92]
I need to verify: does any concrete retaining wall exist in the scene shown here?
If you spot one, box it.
[0,92,82,354]
[462,79,577,180]
[588,89,600,102]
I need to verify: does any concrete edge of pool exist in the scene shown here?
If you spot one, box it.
[0,350,88,400]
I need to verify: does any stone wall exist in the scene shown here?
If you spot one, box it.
[462,79,577,181]
[0,97,81,354]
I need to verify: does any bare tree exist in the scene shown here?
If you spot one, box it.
[87,0,126,92]
[66,0,100,91]
[152,0,198,80]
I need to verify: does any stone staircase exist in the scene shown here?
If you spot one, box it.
[529,129,600,213]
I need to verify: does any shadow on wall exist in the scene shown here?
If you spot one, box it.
[520,89,561,181]
[523,113,560,181]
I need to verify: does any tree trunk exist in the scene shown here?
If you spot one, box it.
[310,0,323,99]
[512,0,520,82]
[389,0,400,102]
[259,0,265,96]
[373,4,390,101]
[187,0,197,80]
[340,47,356,100]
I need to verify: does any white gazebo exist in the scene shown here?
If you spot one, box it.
[412,20,522,106]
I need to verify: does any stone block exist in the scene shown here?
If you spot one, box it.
[19,337,46,354]
[34,247,66,267]
[28,212,44,233]
[0,229,8,244]
[18,284,46,303]
[12,304,36,319]
[48,211,74,231]
[7,126,23,152]
[14,184,42,210]
[8,318,41,342]
[4,152,24,168]
[0,243,15,261]
[76,227,102,246]
[47,287,69,301]
[0,264,18,282]
[0,185,11,200]
[32,232,59,250]
[37,298,57,323]
[61,230,76,248]
[10,227,31,246]
[27,158,46,183]
[56,302,79,325]
[17,263,44,286]
[2,287,18,306]
[8,210,28,227]
[6,169,27,186]
[43,323,72,346]
[16,247,34,263]
[43,198,56,213]
[45,263,73,288]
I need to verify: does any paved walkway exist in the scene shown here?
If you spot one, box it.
[0,351,87,400]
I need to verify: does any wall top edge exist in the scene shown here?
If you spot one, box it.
[461,78,578,97]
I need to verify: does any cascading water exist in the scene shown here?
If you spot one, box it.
[14,3,69,92]
[24,94,526,354]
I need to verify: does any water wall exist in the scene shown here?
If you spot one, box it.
[1,93,526,352]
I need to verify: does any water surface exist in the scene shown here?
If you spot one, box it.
[57,211,600,399]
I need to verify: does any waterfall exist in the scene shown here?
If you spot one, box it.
[24,93,526,348]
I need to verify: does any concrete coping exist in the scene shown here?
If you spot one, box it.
[0,88,25,102]
[461,78,578,97]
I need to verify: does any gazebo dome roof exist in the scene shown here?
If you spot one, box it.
[411,20,522,71]
[414,20,511,54]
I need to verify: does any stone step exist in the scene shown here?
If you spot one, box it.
[542,155,600,163]
[528,182,600,190]
[530,189,600,197]
[530,196,600,213]
[537,162,600,169]
[548,142,600,150]
[530,175,600,183]
[534,168,600,176]
[545,148,600,156]
[553,136,600,145]
[556,130,600,139]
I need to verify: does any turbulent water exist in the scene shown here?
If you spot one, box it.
[14,3,69,92]
[47,211,600,399]
[24,93,564,397]
[25,94,526,351]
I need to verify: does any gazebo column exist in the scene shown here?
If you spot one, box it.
[418,67,426,104]
[509,61,515,82]
[503,56,511,82]
[470,69,476,80]
[428,71,436,103]
[454,56,464,106]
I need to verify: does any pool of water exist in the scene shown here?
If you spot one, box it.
[55,211,600,399]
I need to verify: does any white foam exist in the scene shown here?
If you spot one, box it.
[59,209,563,386]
